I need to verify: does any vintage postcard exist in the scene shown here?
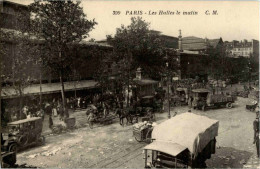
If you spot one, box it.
[1,0,259,168]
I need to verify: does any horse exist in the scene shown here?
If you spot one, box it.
[115,108,131,126]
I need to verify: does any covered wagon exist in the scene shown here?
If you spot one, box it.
[143,113,219,168]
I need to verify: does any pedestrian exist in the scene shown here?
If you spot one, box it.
[87,109,95,127]
[45,102,53,129]
[253,112,259,158]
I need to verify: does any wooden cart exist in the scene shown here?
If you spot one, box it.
[133,125,153,143]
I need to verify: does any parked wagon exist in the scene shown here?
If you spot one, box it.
[86,105,117,129]
[1,134,16,167]
[192,88,237,111]
[143,113,219,168]
[171,88,189,106]
[246,101,258,112]
[133,121,155,143]
[2,117,45,152]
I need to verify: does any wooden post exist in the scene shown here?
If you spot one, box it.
[144,149,147,168]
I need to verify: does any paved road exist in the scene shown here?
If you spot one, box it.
[17,97,259,168]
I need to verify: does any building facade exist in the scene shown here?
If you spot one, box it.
[225,39,259,58]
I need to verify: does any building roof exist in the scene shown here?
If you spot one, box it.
[182,36,222,51]
[1,0,28,9]
[182,36,207,50]
[1,80,98,99]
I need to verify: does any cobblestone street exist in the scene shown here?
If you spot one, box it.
[16,96,260,168]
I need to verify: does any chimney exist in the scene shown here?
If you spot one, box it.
[136,67,142,80]
[178,29,183,51]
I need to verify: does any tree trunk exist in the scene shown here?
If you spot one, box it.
[19,86,23,120]
[39,68,42,109]
[59,51,67,117]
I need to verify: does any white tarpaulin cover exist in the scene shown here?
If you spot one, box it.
[152,113,219,157]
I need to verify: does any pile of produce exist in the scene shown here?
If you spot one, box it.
[133,121,157,130]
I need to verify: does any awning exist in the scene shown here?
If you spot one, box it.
[1,80,98,99]
[152,113,219,156]
[191,88,210,93]
[8,117,42,125]
[133,79,159,86]
[144,141,187,156]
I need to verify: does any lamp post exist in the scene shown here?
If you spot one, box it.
[248,59,251,89]
[166,61,171,119]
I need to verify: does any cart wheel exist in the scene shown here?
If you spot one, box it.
[145,129,153,143]
[226,102,233,108]
[8,143,17,153]
[18,134,28,147]
[135,136,142,142]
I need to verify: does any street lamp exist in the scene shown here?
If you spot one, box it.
[248,60,251,88]
[166,61,171,119]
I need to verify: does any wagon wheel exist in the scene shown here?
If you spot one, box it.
[18,134,28,147]
[8,143,17,153]
[134,135,142,142]
[145,128,153,143]
[226,102,233,109]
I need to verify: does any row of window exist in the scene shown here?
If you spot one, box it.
[232,51,251,56]
[233,47,252,51]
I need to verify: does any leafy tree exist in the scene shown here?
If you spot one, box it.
[1,29,38,119]
[28,0,97,114]
[107,17,165,106]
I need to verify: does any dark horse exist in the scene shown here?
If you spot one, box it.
[115,107,140,126]
[115,108,131,126]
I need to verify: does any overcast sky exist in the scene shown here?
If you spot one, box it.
[9,0,260,42]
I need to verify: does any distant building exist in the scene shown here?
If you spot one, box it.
[225,39,259,58]
[0,0,112,100]
[175,30,224,79]
[181,36,223,54]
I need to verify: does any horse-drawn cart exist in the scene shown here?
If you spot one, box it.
[143,113,219,168]
[192,89,237,111]
[133,121,155,143]
[86,105,117,129]
[2,117,45,152]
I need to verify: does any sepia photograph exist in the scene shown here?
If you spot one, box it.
[0,0,259,168]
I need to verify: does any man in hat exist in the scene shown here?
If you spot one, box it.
[253,111,259,157]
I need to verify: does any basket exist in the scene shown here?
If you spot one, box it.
[133,127,149,141]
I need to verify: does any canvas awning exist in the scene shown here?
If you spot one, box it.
[1,80,98,99]
[133,79,159,86]
[8,117,42,125]
[144,141,187,157]
[152,113,219,156]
